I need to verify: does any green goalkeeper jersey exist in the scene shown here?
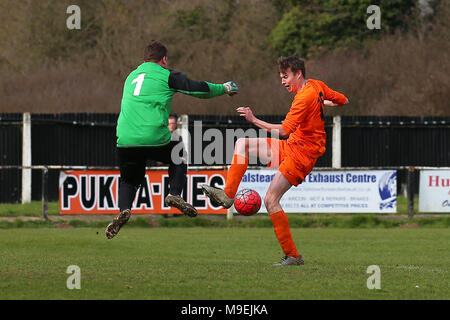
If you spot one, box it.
[117,62,226,147]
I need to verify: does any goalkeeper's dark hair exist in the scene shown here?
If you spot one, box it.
[277,55,306,78]
[144,40,167,62]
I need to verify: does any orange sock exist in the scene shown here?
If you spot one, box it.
[270,210,300,258]
[224,154,248,198]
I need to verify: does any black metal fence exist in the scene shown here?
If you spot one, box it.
[0,114,22,202]
[1,113,449,203]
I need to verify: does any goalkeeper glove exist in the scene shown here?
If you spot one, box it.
[223,81,239,96]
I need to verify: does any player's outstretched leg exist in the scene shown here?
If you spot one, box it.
[105,179,136,239]
[165,161,198,217]
[164,194,197,217]
[201,152,248,209]
[105,209,131,239]
[202,137,273,208]
[200,152,248,209]
[201,184,234,209]
[202,138,271,208]
[201,152,249,209]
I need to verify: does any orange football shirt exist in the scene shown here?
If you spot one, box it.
[281,79,347,159]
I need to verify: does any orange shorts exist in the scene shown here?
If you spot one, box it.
[266,138,317,186]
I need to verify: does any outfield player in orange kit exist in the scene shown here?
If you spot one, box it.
[202,55,349,265]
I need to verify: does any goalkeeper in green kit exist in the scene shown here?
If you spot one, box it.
[106,40,239,239]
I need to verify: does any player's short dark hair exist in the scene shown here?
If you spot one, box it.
[169,114,178,120]
[144,40,167,62]
[277,55,306,78]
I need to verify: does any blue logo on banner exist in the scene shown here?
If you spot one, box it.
[378,172,396,210]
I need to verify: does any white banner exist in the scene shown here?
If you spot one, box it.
[235,170,397,213]
[419,170,450,212]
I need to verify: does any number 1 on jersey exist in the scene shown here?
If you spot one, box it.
[131,73,146,96]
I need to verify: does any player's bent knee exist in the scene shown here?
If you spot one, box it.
[264,193,278,212]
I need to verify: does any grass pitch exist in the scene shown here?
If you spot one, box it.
[0,195,426,217]
[0,227,448,300]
